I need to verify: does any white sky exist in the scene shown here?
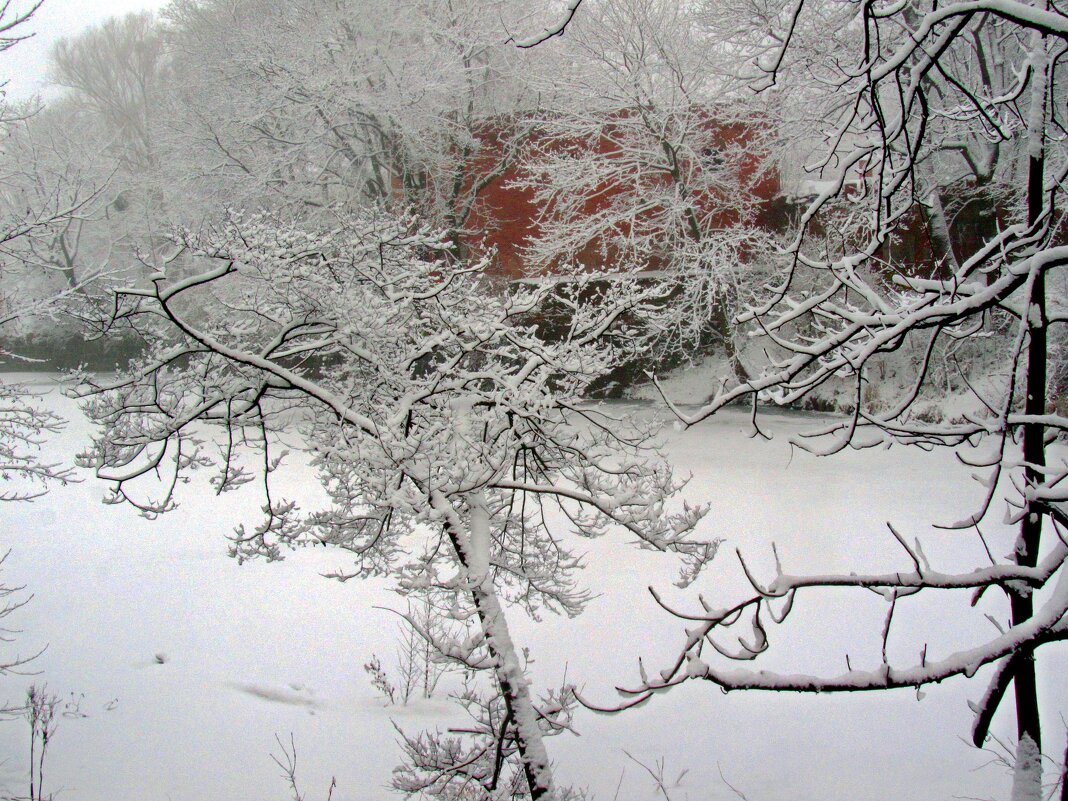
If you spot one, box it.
[2,0,170,101]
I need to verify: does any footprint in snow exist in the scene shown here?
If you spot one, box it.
[225,681,319,711]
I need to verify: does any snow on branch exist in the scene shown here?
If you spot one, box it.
[627,0,1068,784]
[508,0,583,48]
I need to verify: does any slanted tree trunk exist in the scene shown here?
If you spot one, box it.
[436,490,556,800]
[914,163,960,279]
[709,294,749,384]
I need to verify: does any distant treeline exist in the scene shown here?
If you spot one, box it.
[1,334,145,373]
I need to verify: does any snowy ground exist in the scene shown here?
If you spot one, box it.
[1,373,1066,801]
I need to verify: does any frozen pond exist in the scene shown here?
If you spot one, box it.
[1,374,1065,801]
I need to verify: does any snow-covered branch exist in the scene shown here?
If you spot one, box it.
[625,0,1068,790]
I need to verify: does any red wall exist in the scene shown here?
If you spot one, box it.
[456,116,781,280]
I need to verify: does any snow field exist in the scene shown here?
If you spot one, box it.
[0,377,1065,801]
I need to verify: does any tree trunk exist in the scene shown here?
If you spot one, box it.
[437,490,557,799]
[914,164,960,279]
[711,295,750,385]
[1059,727,1068,801]
[1011,734,1042,801]
[1009,30,1049,765]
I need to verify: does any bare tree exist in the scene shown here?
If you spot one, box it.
[585,0,1068,797]
[21,684,58,801]
[75,207,712,799]
[270,733,337,801]
[50,12,165,171]
[0,2,41,94]
[365,595,463,706]
[0,552,41,686]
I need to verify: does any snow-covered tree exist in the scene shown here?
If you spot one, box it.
[46,11,181,282]
[0,99,125,322]
[75,207,712,799]
[515,0,777,382]
[0,11,177,345]
[50,11,166,172]
[0,0,86,701]
[161,0,540,245]
[0,1,96,498]
[590,0,1068,795]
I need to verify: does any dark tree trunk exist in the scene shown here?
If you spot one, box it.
[1009,75,1048,755]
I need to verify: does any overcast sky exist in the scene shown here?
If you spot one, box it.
[3,0,170,100]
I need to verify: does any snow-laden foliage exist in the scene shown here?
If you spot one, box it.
[0,0,558,344]
[392,677,585,801]
[0,383,72,502]
[516,0,777,381]
[75,208,712,799]
[161,0,542,234]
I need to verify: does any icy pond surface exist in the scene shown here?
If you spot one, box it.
[1,374,1065,801]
